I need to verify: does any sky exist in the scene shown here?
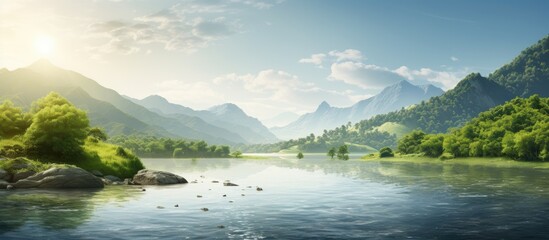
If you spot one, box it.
[1,0,548,124]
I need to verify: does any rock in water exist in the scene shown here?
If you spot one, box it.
[14,167,104,189]
[132,169,188,185]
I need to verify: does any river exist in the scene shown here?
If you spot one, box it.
[1,154,549,239]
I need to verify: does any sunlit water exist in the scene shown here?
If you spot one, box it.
[2,154,549,239]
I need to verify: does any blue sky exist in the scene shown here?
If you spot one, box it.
[0,0,548,123]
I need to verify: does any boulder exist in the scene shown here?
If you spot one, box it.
[12,170,37,182]
[90,170,103,177]
[0,169,9,181]
[104,175,122,182]
[132,169,187,185]
[0,180,9,189]
[14,167,104,189]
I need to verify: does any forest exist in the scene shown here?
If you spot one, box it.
[397,95,548,161]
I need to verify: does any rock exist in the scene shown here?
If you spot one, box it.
[90,170,103,177]
[157,206,165,209]
[102,178,113,185]
[6,184,14,190]
[197,195,203,198]
[201,208,209,211]
[0,180,9,189]
[222,194,227,197]
[104,175,122,182]
[212,180,219,183]
[217,225,225,229]
[223,181,238,187]
[256,187,263,191]
[132,169,187,185]
[0,169,9,181]
[142,189,146,192]
[14,167,104,189]
[174,204,179,208]
[12,170,37,182]
[123,178,133,185]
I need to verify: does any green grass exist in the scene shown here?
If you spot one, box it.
[0,157,70,175]
[1,138,144,178]
[360,155,549,169]
[372,122,413,138]
[344,142,378,152]
[80,140,144,179]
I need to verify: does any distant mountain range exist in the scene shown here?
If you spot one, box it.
[241,34,549,153]
[0,60,276,145]
[270,80,444,140]
[127,95,278,144]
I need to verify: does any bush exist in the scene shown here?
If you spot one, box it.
[24,93,89,161]
[297,152,304,159]
[379,147,394,158]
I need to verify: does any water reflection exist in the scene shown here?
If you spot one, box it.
[0,186,142,233]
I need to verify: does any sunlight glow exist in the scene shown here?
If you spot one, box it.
[34,35,55,56]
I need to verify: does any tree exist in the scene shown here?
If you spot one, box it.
[337,145,349,160]
[397,130,426,154]
[297,152,304,159]
[24,92,89,160]
[231,151,242,158]
[379,147,394,158]
[327,147,336,159]
[88,127,108,142]
[419,134,444,157]
[0,100,31,138]
[173,148,184,158]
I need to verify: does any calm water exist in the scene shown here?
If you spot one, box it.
[1,155,549,239]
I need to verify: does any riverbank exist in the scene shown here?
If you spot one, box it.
[360,154,549,169]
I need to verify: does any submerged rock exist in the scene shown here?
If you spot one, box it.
[223,181,238,187]
[14,167,104,189]
[132,169,188,185]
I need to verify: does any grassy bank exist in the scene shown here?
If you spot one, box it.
[0,139,144,179]
[360,154,549,169]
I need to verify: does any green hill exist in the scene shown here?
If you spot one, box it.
[398,95,548,161]
[242,35,549,153]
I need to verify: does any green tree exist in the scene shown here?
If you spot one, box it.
[337,145,349,160]
[419,134,444,157]
[24,92,89,160]
[327,147,336,159]
[397,130,426,154]
[0,100,31,138]
[173,148,184,158]
[231,151,242,158]
[297,152,304,159]
[379,147,394,158]
[88,127,108,142]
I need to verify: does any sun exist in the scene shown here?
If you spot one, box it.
[34,35,55,56]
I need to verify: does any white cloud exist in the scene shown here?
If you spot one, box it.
[155,69,356,119]
[86,0,280,55]
[329,62,403,89]
[394,66,464,89]
[298,53,326,66]
[451,56,459,62]
[328,49,363,62]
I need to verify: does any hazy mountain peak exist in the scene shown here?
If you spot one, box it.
[28,58,59,71]
[209,103,245,115]
[316,101,331,111]
[142,95,170,104]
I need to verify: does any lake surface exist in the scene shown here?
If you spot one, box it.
[2,154,549,239]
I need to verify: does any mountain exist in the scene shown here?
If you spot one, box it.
[489,35,549,97]
[261,111,300,128]
[270,81,444,140]
[129,95,278,144]
[242,35,549,153]
[0,60,243,144]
